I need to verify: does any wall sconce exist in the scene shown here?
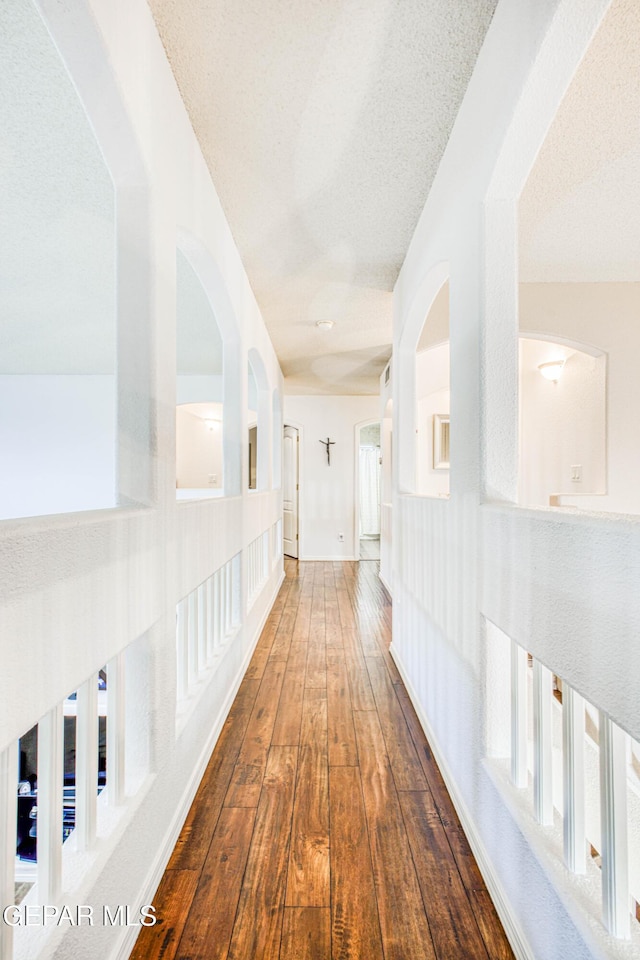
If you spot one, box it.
[538,359,565,382]
[204,418,221,431]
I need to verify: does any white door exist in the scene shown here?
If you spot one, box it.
[283,425,299,558]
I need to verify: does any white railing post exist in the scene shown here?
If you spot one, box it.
[37,704,63,903]
[206,576,214,661]
[533,659,554,825]
[214,569,222,649]
[233,554,241,626]
[0,742,18,960]
[176,599,189,701]
[562,684,586,873]
[75,675,98,851]
[511,641,528,787]
[107,653,125,806]
[197,582,207,669]
[188,590,199,686]
[599,712,630,939]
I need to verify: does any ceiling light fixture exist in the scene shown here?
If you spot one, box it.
[538,359,565,382]
[315,319,334,331]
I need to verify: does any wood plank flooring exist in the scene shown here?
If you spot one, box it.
[131,559,514,960]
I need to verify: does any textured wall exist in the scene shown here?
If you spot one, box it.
[1,2,283,959]
[390,1,627,959]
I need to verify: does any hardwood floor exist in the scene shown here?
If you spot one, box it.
[131,559,514,960]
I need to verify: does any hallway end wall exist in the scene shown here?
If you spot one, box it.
[284,395,379,560]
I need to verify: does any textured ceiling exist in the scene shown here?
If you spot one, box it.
[148,0,498,393]
[520,0,640,283]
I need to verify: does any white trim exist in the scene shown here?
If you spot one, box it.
[283,419,304,559]
[390,642,536,960]
[111,569,284,960]
[300,555,357,562]
[378,570,392,598]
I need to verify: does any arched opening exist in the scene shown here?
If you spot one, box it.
[518,0,639,517]
[247,349,270,491]
[415,282,450,498]
[0,0,117,520]
[176,248,224,499]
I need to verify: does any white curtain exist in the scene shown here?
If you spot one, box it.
[359,445,381,537]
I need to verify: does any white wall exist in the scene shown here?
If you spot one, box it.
[175,406,223,490]
[521,282,640,514]
[391,2,630,959]
[0,375,116,519]
[518,337,606,508]
[0,3,283,960]
[284,395,379,560]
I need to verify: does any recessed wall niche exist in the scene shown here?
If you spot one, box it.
[176,248,225,499]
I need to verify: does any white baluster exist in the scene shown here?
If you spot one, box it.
[197,582,207,668]
[37,704,63,902]
[107,653,125,806]
[176,599,189,701]
[511,641,528,788]
[206,576,214,661]
[188,590,199,685]
[214,569,222,649]
[533,659,554,825]
[599,712,630,939]
[563,684,586,873]
[225,561,232,634]
[0,742,18,960]
[75,675,98,851]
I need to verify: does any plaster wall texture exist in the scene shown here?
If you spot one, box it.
[0,375,117,519]
[283,395,379,560]
[390,1,632,958]
[1,2,283,959]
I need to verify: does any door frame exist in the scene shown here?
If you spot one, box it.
[283,420,303,559]
[353,418,382,559]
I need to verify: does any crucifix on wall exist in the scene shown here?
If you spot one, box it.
[320,437,335,465]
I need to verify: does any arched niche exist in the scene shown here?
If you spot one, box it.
[395,262,450,494]
[176,231,242,497]
[515,0,639,517]
[247,348,270,492]
[0,0,119,520]
[176,247,225,500]
[414,278,450,498]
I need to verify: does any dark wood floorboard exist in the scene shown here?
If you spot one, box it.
[132,558,514,960]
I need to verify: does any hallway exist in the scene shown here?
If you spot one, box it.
[132,560,514,960]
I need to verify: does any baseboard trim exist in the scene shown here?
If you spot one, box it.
[389,642,536,960]
[300,554,356,562]
[112,570,285,960]
[378,570,392,598]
